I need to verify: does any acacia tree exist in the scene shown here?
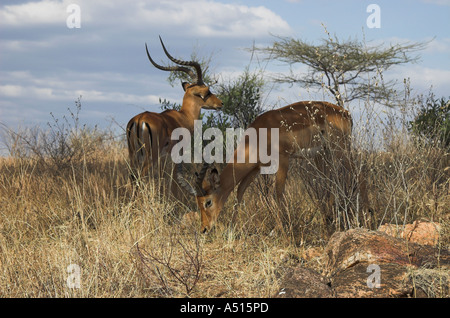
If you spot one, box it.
[254,33,428,108]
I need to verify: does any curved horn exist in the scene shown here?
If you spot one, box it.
[145,43,197,80]
[176,163,210,196]
[194,162,210,196]
[159,36,204,85]
[176,164,197,195]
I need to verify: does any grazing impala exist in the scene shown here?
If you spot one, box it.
[127,37,223,186]
[182,101,354,233]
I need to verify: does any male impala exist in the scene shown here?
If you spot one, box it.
[127,37,223,187]
[184,101,353,233]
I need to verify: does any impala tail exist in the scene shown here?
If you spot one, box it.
[127,115,154,179]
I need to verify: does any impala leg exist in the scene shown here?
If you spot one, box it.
[271,154,290,233]
[274,154,289,204]
[170,163,180,196]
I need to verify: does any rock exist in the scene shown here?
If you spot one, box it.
[274,227,449,298]
[302,247,323,261]
[378,220,442,246]
[324,228,449,298]
[331,263,414,298]
[274,266,333,298]
[324,228,449,277]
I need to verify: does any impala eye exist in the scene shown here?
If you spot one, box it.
[196,91,211,101]
[205,199,212,208]
[194,93,204,100]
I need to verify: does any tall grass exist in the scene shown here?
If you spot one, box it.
[0,89,448,297]
[0,103,291,297]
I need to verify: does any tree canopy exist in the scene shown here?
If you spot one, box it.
[254,34,428,108]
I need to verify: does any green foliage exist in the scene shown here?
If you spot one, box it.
[159,98,181,112]
[215,66,265,129]
[408,93,450,148]
[158,61,265,164]
[159,54,265,133]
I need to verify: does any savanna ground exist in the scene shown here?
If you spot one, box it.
[0,97,448,298]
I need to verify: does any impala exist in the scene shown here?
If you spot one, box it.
[127,37,223,189]
[182,101,354,233]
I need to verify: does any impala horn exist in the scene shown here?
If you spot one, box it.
[194,162,209,196]
[176,163,210,196]
[158,36,204,85]
[176,163,197,195]
[144,36,203,85]
[177,162,210,196]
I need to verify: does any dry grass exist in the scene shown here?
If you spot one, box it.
[0,146,297,297]
[0,100,448,298]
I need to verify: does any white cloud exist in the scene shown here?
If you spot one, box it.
[0,70,162,105]
[423,37,450,53]
[0,0,72,26]
[408,66,450,87]
[0,75,163,130]
[0,0,291,38]
[0,84,54,99]
[386,65,450,98]
[0,85,24,97]
[121,0,292,38]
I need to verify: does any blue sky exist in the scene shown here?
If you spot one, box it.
[1,0,449,142]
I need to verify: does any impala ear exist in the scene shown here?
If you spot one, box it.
[181,81,190,92]
[209,168,220,189]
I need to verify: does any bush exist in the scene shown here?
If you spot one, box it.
[1,97,109,174]
[408,92,450,148]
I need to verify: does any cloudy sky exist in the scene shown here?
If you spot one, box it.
[1,0,449,142]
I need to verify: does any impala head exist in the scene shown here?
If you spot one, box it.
[177,163,222,233]
[145,36,223,111]
[196,167,223,233]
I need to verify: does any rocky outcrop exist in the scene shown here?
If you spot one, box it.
[324,228,449,297]
[274,224,449,298]
[378,220,442,246]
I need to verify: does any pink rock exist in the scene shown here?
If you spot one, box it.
[378,220,442,246]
